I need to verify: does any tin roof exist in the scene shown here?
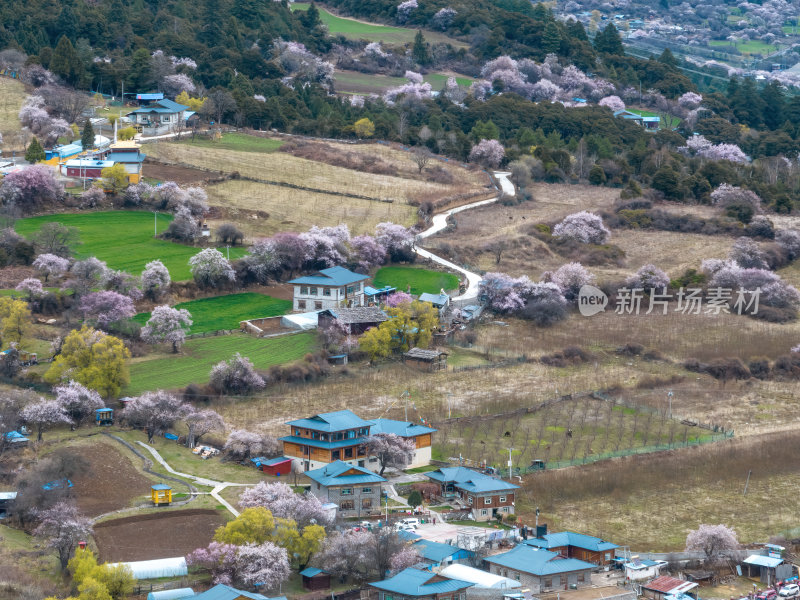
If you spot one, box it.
[289,266,368,287]
[151,484,171,491]
[369,568,474,596]
[286,409,371,432]
[369,418,436,437]
[425,467,519,493]
[485,545,596,576]
[643,576,699,594]
[743,555,783,568]
[300,567,326,577]
[320,307,389,324]
[304,460,385,487]
[524,531,618,552]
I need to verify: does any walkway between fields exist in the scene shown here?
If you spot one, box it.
[415,171,514,304]
[135,441,252,517]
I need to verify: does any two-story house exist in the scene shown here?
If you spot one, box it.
[305,460,386,518]
[424,467,519,522]
[369,568,474,600]
[484,545,596,593]
[126,98,188,135]
[523,529,618,566]
[281,410,437,471]
[288,266,369,312]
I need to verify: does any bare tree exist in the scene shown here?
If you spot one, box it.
[411,147,432,174]
[202,90,237,130]
[39,86,90,124]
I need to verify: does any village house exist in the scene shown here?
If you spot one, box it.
[613,109,660,131]
[289,266,369,311]
[305,460,385,518]
[369,567,474,600]
[317,306,389,335]
[101,140,146,183]
[281,409,437,471]
[623,559,666,582]
[126,98,189,135]
[399,531,474,570]
[424,467,519,522]
[484,545,596,593]
[639,576,699,600]
[419,291,451,315]
[403,348,448,372]
[523,529,619,566]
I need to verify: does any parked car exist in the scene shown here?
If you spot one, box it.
[399,518,420,528]
[779,585,799,597]
[757,590,778,600]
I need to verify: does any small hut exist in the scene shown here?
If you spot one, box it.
[253,457,293,477]
[95,408,113,426]
[403,348,448,372]
[300,567,331,591]
[151,484,172,505]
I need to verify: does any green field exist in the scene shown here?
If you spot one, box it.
[133,293,291,334]
[15,211,247,281]
[335,70,473,94]
[709,39,777,55]
[373,266,459,295]
[292,3,428,43]
[126,332,317,395]
[174,132,284,153]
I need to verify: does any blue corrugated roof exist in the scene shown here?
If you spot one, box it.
[369,418,437,437]
[524,531,618,552]
[305,460,385,487]
[425,467,520,492]
[288,266,368,287]
[137,93,164,100]
[409,538,471,563]
[95,408,113,413]
[485,545,596,576]
[147,588,195,600]
[157,98,188,111]
[300,567,326,577]
[287,409,372,432]
[370,568,474,596]
[418,292,449,306]
[364,285,395,296]
[744,555,783,568]
[151,484,171,490]
[190,584,270,600]
[107,152,145,163]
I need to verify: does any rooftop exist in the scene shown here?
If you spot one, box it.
[321,307,389,324]
[369,418,437,437]
[304,460,386,488]
[425,467,520,493]
[189,583,271,600]
[642,576,699,594]
[418,292,450,306]
[743,555,784,568]
[289,266,369,287]
[404,348,448,360]
[300,567,327,577]
[524,531,618,553]
[439,564,522,589]
[286,409,372,432]
[369,567,474,597]
[485,545,596,576]
[278,435,367,450]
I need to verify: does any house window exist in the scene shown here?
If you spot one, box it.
[340,287,346,295]
[468,497,473,505]
[340,500,354,510]
[300,286,308,295]
[347,286,354,294]
[544,578,552,588]
[357,446,366,457]
[499,496,506,503]
[502,506,509,513]
[315,301,323,310]
[480,509,487,516]
[341,488,353,495]
[316,483,320,489]
[577,573,585,583]
[312,432,319,439]
[295,429,301,436]
[298,300,306,309]
[514,572,520,581]
[335,432,343,441]
[344,448,353,459]
[310,287,317,295]
[605,553,611,561]
[321,434,328,441]
[332,450,340,460]
[362,498,372,509]
[323,288,331,296]
[362,487,372,494]
[484,497,491,505]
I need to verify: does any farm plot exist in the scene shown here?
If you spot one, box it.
[94,509,225,562]
[373,266,460,295]
[433,395,720,470]
[126,332,317,395]
[0,77,28,153]
[335,70,474,95]
[15,212,247,281]
[133,293,291,334]
[172,132,284,153]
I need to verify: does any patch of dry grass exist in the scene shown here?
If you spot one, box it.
[0,77,27,153]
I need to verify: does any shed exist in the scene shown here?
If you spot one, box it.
[0,491,17,518]
[742,555,792,586]
[111,556,187,579]
[318,307,390,335]
[252,456,292,476]
[403,348,448,372]
[300,567,331,591]
[440,564,522,589]
[147,588,195,600]
[151,484,172,505]
[419,292,450,314]
[365,285,396,304]
[95,407,113,426]
[640,576,698,600]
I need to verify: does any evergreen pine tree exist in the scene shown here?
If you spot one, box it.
[81,119,95,151]
[25,137,45,163]
[50,35,82,85]
[658,48,678,67]
[412,30,431,65]
[301,3,321,29]
[542,21,562,54]
[594,23,624,55]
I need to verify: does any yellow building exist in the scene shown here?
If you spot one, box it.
[150,484,172,505]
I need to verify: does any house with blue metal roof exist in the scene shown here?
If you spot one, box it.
[369,567,474,600]
[288,266,369,312]
[187,583,282,600]
[281,409,437,471]
[523,528,618,565]
[425,467,519,522]
[485,544,596,593]
[398,531,473,569]
[127,98,189,135]
[305,460,385,518]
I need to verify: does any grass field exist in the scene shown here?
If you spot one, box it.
[373,266,460,295]
[291,3,460,45]
[335,70,473,94]
[126,332,317,395]
[0,77,28,153]
[133,293,291,334]
[709,39,777,55]
[15,211,247,281]
[174,133,284,153]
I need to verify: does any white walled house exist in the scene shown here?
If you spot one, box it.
[289,266,369,311]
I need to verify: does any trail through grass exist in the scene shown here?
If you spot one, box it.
[126,332,317,395]
[15,211,247,281]
[133,293,291,333]
[373,266,460,295]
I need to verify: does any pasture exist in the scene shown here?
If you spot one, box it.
[126,331,317,395]
[335,70,473,94]
[0,76,27,153]
[290,3,460,45]
[133,292,291,334]
[708,39,777,55]
[15,211,247,281]
[173,132,284,153]
[373,266,460,294]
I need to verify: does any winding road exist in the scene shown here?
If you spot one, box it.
[415,171,514,304]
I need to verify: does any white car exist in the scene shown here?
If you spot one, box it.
[779,584,799,597]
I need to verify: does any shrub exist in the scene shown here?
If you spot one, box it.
[209,353,266,396]
[552,211,610,244]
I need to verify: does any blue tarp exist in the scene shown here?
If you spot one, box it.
[164,432,179,441]
[42,479,72,491]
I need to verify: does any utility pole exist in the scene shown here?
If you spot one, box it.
[667,390,673,419]
[401,391,410,422]
[507,447,514,480]
[446,392,453,419]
